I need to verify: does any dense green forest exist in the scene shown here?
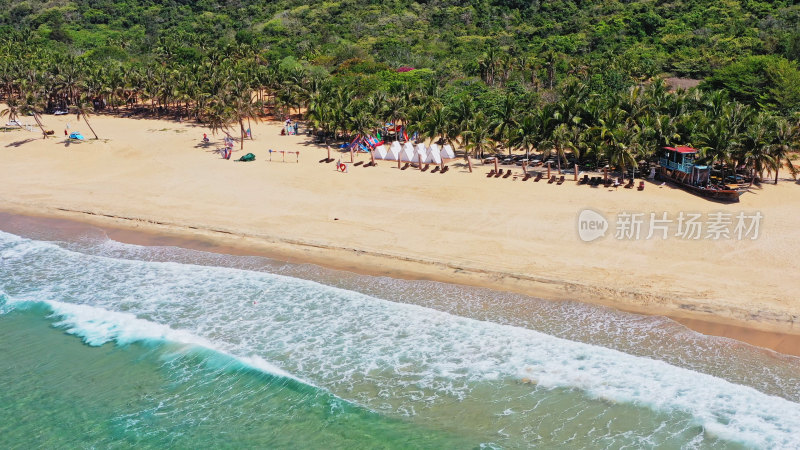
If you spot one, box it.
[1,0,799,181]
[3,0,800,80]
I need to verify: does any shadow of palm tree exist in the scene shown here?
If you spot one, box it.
[5,138,35,148]
[206,146,241,159]
[194,140,216,149]
[62,139,84,147]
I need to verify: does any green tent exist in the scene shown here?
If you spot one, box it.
[238,153,256,162]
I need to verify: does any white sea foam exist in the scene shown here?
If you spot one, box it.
[2,230,800,447]
[2,297,303,383]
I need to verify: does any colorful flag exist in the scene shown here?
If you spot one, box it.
[402,127,409,141]
[366,135,378,148]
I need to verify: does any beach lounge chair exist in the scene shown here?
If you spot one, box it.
[401,163,410,170]
[625,179,634,189]
[432,166,440,173]
[638,181,645,191]
[503,170,512,178]
[557,175,565,185]
[522,173,531,181]
[579,175,589,185]
[548,175,556,184]
[486,170,495,177]
[422,164,429,172]
[441,166,449,174]
[495,169,504,178]
[603,179,612,188]
[534,173,543,182]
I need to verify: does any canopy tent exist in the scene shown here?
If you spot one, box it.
[400,142,416,162]
[386,142,401,160]
[372,144,388,160]
[415,143,428,161]
[425,146,443,164]
[441,144,455,159]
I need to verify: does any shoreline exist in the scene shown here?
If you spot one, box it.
[2,112,799,358]
[4,204,800,358]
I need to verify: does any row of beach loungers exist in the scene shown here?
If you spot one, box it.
[578,175,645,190]
[486,169,565,184]
[486,170,646,190]
[400,162,450,173]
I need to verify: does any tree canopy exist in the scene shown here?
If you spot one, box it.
[1,0,798,183]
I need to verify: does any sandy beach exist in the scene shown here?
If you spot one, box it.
[2,112,800,351]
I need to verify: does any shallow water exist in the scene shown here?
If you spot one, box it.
[0,305,469,448]
[1,219,799,448]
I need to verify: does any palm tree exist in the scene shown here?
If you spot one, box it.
[404,104,427,141]
[349,111,376,140]
[20,92,50,139]
[228,85,260,149]
[542,123,573,174]
[491,94,519,156]
[606,133,638,180]
[542,50,559,89]
[449,97,476,130]
[511,114,541,162]
[696,105,745,183]
[203,97,232,139]
[0,96,23,129]
[307,91,333,142]
[348,111,376,162]
[728,111,770,184]
[553,80,587,128]
[71,95,99,139]
[478,46,499,86]
[383,96,406,141]
[424,105,448,145]
[770,118,799,183]
[463,113,493,172]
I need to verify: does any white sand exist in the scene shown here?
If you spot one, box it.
[2,112,799,335]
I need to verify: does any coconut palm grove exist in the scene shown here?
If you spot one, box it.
[1,0,799,181]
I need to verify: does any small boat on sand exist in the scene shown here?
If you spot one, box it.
[657,146,743,202]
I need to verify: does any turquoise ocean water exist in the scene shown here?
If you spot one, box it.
[1,217,800,448]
